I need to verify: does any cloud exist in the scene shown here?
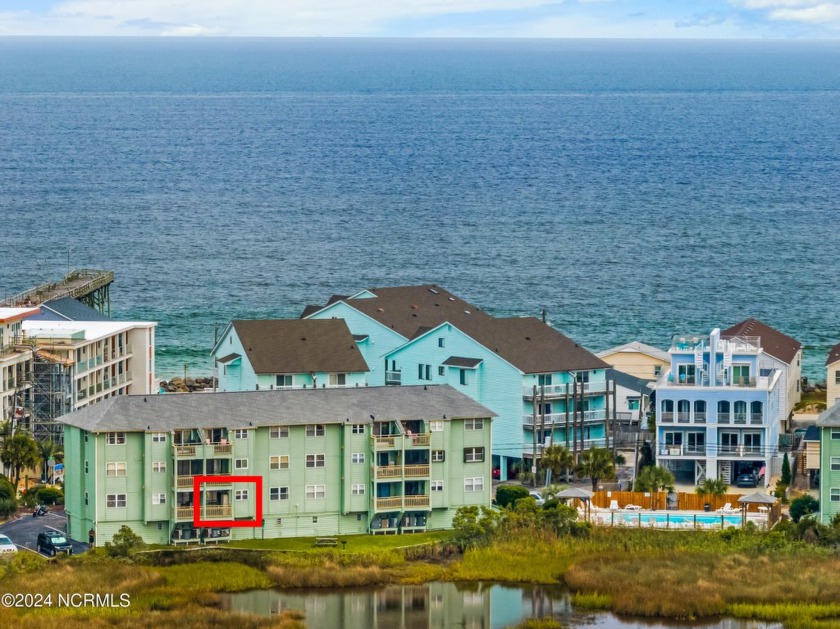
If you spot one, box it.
[676,11,728,27]
[729,0,840,26]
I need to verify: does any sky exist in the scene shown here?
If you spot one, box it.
[0,0,839,38]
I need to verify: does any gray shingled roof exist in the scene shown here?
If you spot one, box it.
[817,403,840,428]
[442,356,483,368]
[56,385,496,432]
[827,342,840,366]
[229,319,369,375]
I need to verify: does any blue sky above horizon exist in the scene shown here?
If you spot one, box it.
[1,1,840,38]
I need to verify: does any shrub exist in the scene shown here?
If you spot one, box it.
[695,478,728,497]
[104,525,146,558]
[496,485,531,509]
[33,485,63,505]
[0,476,15,501]
[0,497,16,519]
[789,495,819,523]
[781,453,792,486]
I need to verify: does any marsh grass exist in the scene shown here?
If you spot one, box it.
[571,592,612,610]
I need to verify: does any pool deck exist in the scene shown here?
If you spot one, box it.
[587,508,769,530]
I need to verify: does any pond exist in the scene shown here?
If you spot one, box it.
[220,582,782,628]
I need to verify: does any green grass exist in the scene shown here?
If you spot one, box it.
[228,530,451,552]
[154,561,273,592]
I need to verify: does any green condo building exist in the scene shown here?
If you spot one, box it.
[59,385,494,545]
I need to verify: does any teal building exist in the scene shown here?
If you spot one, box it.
[59,385,494,545]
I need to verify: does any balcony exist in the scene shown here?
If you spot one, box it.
[750,413,764,425]
[176,507,194,520]
[375,497,402,510]
[523,410,607,427]
[718,413,731,424]
[676,413,690,424]
[694,413,707,423]
[385,370,401,385]
[373,436,397,450]
[404,495,430,508]
[661,412,674,423]
[212,443,233,456]
[203,505,232,519]
[522,382,607,398]
[175,445,200,457]
[407,433,430,447]
[718,445,764,457]
[176,475,194,488]
[373,465,402,479]
[403,464,430,478]
[659,445,707,457]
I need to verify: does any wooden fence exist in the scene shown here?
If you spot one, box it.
[589,491,777,514]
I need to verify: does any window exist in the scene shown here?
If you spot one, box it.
[836,370,840,385]
[418,364,432,381]
[270,487,289,501]
[269,455,289,470]
[832,430,840,441]
[628,397,640,411]
[235,489,249,501]
[84,432,88,443]
[430,420,444,432]
[732,364,751,385]
[84,492,89,506]
[465,418,484,430]
[235,459,248,469]
[438,366,445,377]
[357,513,363,521]
[653,365,662,376]
[105,462,126,477]
[438,337,445,348]
[152,432,166,442]
[306,485,325,499]
[153,461,166,473]
[312,516,318,524]
[106,494,127,508]
[464,477,484,492]
[464,447,485,463]
[351,452,365,464]
[538,374,553,386]
[276,518,283,526]
[84,460,89,474]
[106,432,126,445]
[329,373,346,386]
[432,450,445,462]
[306,424,325,437]
[306,454,325,468]
[152,493,166,505]
[431,480,444,492]
[832,488,840,503]
[276,374,292,388]
[351,484,365,495]
[270,426,289,439]
[677,364,695,384]
[460,369,468,386]
[831,457,840,472]
[234,429,248,439]
[352,424,365,434]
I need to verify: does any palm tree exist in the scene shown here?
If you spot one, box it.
[37,439,61,483]
[539,445,575,485]
[635,465,675,507]
[576,447,616,492]
[0,431,40,495]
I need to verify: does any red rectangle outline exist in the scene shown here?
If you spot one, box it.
[192,475,263,528]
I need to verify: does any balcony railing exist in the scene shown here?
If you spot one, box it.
[408,434,430,447]
[175,445,197,457]
[176,507,194,520]
[522,382,608,398]
[676,413,690,423]
[660,445,707,457]
[403,464,430,478]
[373,436,396,449]
[718,413,731,424]
[661,412,674,423]
[694,413,706,423]
[404,495,430,508]
[750,413,764,425]
[373,465,402,479]
[176,475,194,488]
[523,410,607,427]
[203,505,232,519]
[213,444,233,455]
[385,370,401,385]
[376,497,402,510]
[718,445,763,456]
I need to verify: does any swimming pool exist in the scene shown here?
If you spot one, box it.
[590,510,764,530]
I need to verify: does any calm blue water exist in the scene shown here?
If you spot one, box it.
[1,38,839,379]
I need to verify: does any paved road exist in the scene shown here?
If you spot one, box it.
[0,511,87,556]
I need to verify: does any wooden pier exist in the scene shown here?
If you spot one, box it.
[1,269,114,316]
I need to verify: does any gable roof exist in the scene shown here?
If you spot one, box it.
[596,341,669,363]
[35,297,111,322]
[803,425,820,442]
[818,403,840,428]
[56,385,495,432]
[459,317,609,374]
[827,342,840,366]
[304,284,492,339]
[721,318,801,365]
[607,368,654,395]
[228,319,369,375]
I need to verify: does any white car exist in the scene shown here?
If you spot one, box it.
[528,491,546,507]
[0,534,18,554]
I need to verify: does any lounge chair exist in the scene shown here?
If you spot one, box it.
[623,504,642,511]
[609,500,620,511]
[715,503,739,514]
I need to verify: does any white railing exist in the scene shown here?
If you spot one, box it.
[385,370,401,384]
[522,382,608,397]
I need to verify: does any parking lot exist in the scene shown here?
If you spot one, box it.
[0,510,87,556]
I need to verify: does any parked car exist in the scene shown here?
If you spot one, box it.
[492,467,501,480]
[0,534,17,554]
[735,472,758,488]
[36,530,73,556]
[528,491,546,506]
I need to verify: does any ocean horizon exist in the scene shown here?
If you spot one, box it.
[0,38,838,380]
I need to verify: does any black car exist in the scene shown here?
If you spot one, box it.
[735,472,758,488]
[36,530,73,556]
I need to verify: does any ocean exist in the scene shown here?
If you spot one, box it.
[0,38,838,380]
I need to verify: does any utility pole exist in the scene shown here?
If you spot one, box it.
[572,376,578,467]
[532,385,538,488]
[605,377,611,453]
[612,379,618,458]
[632,431,640,490]
[539,384,546,486]
[564,382,570,481]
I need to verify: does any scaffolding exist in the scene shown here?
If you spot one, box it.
[29,348,72,443]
